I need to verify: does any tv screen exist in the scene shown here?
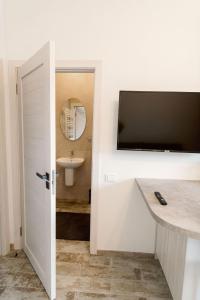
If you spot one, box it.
[117,91,200,153]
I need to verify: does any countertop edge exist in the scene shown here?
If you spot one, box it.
[135,178,200,240]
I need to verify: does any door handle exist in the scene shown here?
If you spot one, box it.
[36,172,49,181]
[36,172,50,190]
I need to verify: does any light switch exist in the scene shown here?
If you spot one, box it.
[105,173,118,183]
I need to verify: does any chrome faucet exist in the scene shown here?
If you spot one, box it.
[70,150,74,157]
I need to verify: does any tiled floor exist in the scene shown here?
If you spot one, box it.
[56,199,90,214]
[0,240,172,299]
[0,250,48,299]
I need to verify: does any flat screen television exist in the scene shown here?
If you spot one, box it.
[117,91,200,153]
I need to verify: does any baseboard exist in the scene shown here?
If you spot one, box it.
[10,243,15,251]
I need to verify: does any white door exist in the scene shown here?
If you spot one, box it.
[20,41,56,300]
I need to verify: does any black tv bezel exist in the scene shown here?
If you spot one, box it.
[117,90,200,154]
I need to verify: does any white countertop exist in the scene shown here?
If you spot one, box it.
[136,178,200,240]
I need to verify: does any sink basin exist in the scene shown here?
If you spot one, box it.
[56,157,84,169]
[56,157,85,186]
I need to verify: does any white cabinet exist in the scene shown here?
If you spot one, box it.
[156,224,200,300]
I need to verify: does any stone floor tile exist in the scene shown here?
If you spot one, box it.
[27,275,44,290]
[0,287,6,295]
[56,289,78,300]
[57,240,90,254]
[56,275,91,290]
[80,264,110,278]
[57,261,81,276]
[144,282,172,299]
[111,256,162,273]
[90,277,111,293]
[57,275,112,295]
[98,251,153,260]
[111,279,146,295]
[88,256,111,267]
[12,272,43,289]
[0,257,27,273]
[20,260,35,274]
[0,272,16,287]
[56,199,90,214]
[0,287,48,299]
[147,297,172,300]
[0,240,172,300]
[57,252,90,264]
[111,256,141,269]
[137,260,163,273]
[141,269,167,284]
[109,266,141,280]
[78,291,147,299]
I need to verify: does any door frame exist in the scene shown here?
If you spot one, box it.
[56,61,102,254]
[0,61,25,254]
[0,60,14,255]
[0,91,10,255]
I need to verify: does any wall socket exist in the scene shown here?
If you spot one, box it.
[104,173,118,183]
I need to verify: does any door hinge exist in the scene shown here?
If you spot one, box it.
[20,226,22,236]
[16,83,18,95]
[52,170,56,195]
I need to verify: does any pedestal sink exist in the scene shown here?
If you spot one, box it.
[56,157,85,186]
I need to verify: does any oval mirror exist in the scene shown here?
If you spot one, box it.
[60,98,86,141]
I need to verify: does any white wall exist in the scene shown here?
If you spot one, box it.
[4,0,200,252]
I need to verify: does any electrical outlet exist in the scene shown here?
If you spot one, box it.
[105,173,118,183]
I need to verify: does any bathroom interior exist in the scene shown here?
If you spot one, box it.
[56,70,94,242]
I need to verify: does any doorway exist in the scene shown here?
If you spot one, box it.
[55,70,95,242]
[18,43,101,299]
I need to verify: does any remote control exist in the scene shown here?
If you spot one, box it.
[154,191,167,205]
